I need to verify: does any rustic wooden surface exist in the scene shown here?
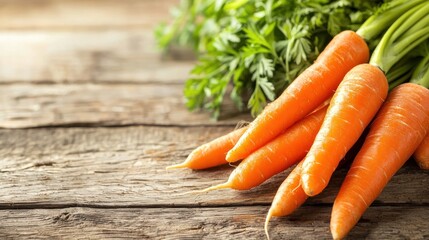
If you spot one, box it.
[0,84,249,128]
[1,207,428,239]
[0,0,428,239]
[0,0,194,84]
[0,127,428,208]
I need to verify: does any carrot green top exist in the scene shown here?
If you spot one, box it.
[357,0,429,89]
[411,54,429,88]
[369,1,429,72]
[356,0,427,41]
[359,0,429,90]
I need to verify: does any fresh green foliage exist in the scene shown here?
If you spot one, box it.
[355,0,429,90]
[357,0,427,41]
[369,1,429,73]
[156,0,384,118]
[408,41,429,88]
[411,54,429,88]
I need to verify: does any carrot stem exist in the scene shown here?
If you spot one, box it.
[392,27,429,60]
[357,0,426,40]
[411,54,429,88]
[388,73,413,91]
[386,56,418,83]
[370,1,429,72]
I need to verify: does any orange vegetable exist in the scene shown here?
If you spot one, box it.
[264,161,307,240]
[166,126,247,170]
[226,30,369,163]
[330,83,429,240]
[301,64,388,196]
[414,134,429,170]
[197,104,328,192]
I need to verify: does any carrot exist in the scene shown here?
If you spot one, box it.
[197,104,328,192]
[166,126,247,170]
[414,133,429,170]
[225,30,369,163]
[264,161,307,240]
[330,83,429,240]
[301,64,388,196]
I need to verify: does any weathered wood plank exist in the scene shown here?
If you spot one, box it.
[0,30,194,83]
[0,0,180,29]
[0,206,428,239]
[0,0,195,83]
[0,84,248,128]
[0,126,427,207]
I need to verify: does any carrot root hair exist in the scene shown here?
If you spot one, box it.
[264,209,273,240]
[165,163,188,170]
[184,182,232,195]
[228,162,239,168]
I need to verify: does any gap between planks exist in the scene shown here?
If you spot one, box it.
[1,206,428,239]
[0,81,185,86]
[1,202,429,211]
[2,122,241,129]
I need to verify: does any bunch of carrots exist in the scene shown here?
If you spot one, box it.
[167,1,429,239]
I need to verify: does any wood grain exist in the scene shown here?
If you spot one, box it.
[0,0,180,29]
[1,1,427,238]
[0,84,248,128]
[0,126,427,208]
[0,206,428,239]
[0,0,195,83]
[0,30,194,83]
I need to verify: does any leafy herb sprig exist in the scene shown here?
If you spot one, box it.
[156,0,384,118]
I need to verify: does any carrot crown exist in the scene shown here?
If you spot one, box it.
[355,0,429,89]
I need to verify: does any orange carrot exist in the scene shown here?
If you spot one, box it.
[166,126,247,170]
[226,30,369,163]
[330,83,429,240]
[264,161,307,240]
[414,134,429,170]
[301,64,388,196]
[197,104,328,192]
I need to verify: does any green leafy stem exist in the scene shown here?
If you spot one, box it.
[369,1,429,73]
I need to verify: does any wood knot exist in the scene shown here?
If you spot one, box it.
[53,212,71,223]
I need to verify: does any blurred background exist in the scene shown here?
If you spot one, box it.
[0,0,246,128]
[0,0,193,83]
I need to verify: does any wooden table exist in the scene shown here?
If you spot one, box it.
[0,1,428,239]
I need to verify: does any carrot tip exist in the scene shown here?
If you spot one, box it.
[165,163,188,170]
[417,161,429,170]
[186,182,232,195]
[225,151,234,163]
[330,222,344,240]
[331,231,341,240]
[264,209,273,240]
[300,174,316,196]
